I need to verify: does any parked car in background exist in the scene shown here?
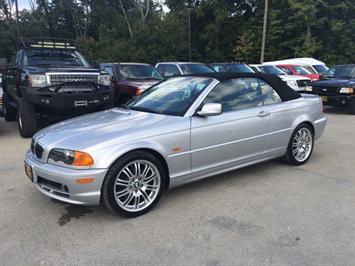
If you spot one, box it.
[275,64,320,81]
[155,62,214,78]
[25,72,327,217]
[100,63,164,105]
[264,58,329,75]
[209,63,254,73]
[311,64,355,114]
[250,64,312,92]
[2,38,114,137]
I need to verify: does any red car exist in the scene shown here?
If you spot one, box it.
[100,63,164,105]
[276,64,320,81]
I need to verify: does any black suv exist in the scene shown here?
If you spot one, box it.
[2,38,114,137]
[312,64,355,114]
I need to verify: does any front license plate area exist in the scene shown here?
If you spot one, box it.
[24,162,33,182]
[321,96,328,102]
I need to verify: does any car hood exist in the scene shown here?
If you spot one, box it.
[25,66,101,74]
[279,75,310,81]
[33,108,186,152]
[118,79,162,89]
[312,78,355,87]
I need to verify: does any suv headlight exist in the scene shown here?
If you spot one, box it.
[286,80,298,89]
[98,74,111,86]
[29,74,47,87]
[48,148,94,167]
[339,87,354,94]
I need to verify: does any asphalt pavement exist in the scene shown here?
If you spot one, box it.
[0,107,355,266]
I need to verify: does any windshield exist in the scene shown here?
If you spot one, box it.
[313,64,329,74]
[118,64,164,80]
[180,64,214,74]
[24,49,89,66]
[125,77,214,116]
[259,65,286,75]
[325,65,355,79]
[226,64,254,73]
[293,65,311,75]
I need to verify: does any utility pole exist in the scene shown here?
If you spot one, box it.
[187,6,192,62]
[14,0,21,41]
[185,0,198,62]
[260,0,268,63]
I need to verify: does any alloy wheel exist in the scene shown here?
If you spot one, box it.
[113,160,161,212]
[292,127,313,162]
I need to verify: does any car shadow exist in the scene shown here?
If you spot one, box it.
[323,106,351,115]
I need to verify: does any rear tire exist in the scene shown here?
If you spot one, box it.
[3,93,17,121]
[101,151,166,217]
[284,124,314,165]
[349,100,355,115]
[18,98,38,138]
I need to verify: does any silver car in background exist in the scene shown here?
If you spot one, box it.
[25,73,327,217]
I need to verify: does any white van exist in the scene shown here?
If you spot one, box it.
[264,58,329,75]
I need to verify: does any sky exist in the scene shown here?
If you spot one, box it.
[17,0,31,10]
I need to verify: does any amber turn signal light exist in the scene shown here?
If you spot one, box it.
[75,177,94,184]
[72,151,94,166]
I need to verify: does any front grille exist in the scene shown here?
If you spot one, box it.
[313,86,339,96]
[297,79,311,87]
[34,143,44,159]
[49,74,99,85]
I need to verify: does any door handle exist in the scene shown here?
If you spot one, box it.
[257,111,270,118]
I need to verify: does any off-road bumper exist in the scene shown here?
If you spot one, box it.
[20,83,114,112]
[25,150,108,205]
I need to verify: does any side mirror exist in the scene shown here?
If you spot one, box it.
[197,103,222,116]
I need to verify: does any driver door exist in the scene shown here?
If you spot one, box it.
[190,78,271,174]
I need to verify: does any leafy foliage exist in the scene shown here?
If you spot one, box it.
[0,0,354,66]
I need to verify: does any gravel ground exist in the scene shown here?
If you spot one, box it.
[0,107,354,266]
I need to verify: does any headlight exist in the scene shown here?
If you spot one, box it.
[339,87,354,94]
[304,86,313,92]
[48,148,94,167]
[286,80,298,89]
[29,74,47,87]
[98,74,111,86]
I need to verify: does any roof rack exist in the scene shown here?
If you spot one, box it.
[21,37,77,50]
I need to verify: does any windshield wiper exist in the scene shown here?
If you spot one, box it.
[130,106,159,114]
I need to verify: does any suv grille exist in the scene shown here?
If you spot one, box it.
[297,79,311,87]
[313,86,339,96]
[49,74,99,85]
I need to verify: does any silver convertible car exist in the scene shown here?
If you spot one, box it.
[25,73,327,217]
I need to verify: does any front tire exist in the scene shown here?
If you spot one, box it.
[349,100,355,115]
[284,124,314,165]
[101,151,166,217]
[18,98,38,138]
[3,93,17,121]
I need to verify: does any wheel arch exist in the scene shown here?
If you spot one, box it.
[106,147,170,190]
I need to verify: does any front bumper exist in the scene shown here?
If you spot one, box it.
[20,83,114,112]
[25,150,108,205]
[319,95,354,107]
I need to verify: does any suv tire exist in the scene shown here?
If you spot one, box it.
[3,93,17,121]
[349,99,355,115]
[18,98,38,138]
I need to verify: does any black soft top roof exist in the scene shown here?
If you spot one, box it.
[188,72,301,102]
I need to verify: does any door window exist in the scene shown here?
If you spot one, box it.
[203,78,263,112]
[163,65,180,77]
[279,67,292,75]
